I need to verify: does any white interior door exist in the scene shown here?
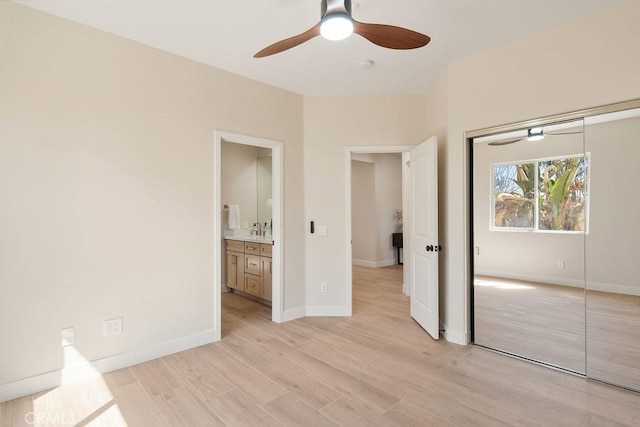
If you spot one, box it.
[408,136,439,339]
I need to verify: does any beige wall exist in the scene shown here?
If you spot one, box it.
[350,160,377,264]
[431,0,640,342]
[0,2,304,388]
[584,115,640,293]
[351,154,403,267]
[303,95,427,311]
[372,154,403,265]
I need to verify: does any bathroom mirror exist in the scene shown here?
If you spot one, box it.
[257,156,272,227]
[473,119,587,374]
[221,142,272,234]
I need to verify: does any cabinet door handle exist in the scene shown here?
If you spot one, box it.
[232,255,236,265]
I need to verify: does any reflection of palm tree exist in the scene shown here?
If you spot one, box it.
[540,158,582,230]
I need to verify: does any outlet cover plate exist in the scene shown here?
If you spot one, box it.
[103,318,123,337]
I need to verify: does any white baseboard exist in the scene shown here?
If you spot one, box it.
[588,281,640,296]
[439,320,469,345]
[305,305,351,317]
[476,270,640,296]
[0,329,217,404]
[402,283,409,296]
[282,306,306,322]
[352,259,397,268]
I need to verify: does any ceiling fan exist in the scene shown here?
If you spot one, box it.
[254,0,431,58]
[488,127,583,146]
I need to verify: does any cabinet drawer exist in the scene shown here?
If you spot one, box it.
[226,240,245,252]
[260,243,273,256]
[244,242,261,255]
[244,275,261,297]
[245,254,261,276]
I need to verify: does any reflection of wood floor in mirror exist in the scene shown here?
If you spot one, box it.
[474,275,586,373]
[587,290,640,392]
[3,266,640,426]
[475,275,640,392]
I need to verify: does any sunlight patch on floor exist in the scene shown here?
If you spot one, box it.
[475,278,534,290]
[28,346,127,426]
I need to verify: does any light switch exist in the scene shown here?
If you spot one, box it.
[316,225,328,236]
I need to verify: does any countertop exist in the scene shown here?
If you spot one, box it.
[224,235,273,245]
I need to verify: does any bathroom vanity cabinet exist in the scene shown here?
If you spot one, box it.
[225,239,272,303]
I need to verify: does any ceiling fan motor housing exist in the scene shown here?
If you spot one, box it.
[321,0,352,17]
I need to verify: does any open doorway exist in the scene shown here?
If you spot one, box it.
[346,146,413,317]
[213,131,283,342]
[346,140,440,339]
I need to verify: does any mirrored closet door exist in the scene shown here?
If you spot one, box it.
[472,102,640,392]
[584,108,640,391]
[473,119,587,374]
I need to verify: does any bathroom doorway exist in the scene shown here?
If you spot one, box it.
[213,131,284,341]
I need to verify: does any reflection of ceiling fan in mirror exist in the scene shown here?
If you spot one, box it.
[254,0,431,58]
[488,127,583,146]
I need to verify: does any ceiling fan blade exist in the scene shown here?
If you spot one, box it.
[488,138,523,146]
[546,130,583,136]
[254,23,321,58]
[352,20,430,50]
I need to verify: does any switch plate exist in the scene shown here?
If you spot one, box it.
[104,318,123,337]
[320,282,328,293]
[557,261,565,270]
[61,327,74,347]
[243,221,249,229]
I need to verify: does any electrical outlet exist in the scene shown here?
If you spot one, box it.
[103,318,123,337]
[61,327,74,347]
[557,261,565,270]
[320,281,328,293]
[243,221,249,229]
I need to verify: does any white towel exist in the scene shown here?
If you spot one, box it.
[227,205,241,229]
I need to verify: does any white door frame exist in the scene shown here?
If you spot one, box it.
[345,145,415,313]
[214,131,284,341]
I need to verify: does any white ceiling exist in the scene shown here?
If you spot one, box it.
[15,0,626,96]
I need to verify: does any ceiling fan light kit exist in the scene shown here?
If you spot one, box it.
[254,0,430,58]
[320,13,354,40]
[527,127,545,141]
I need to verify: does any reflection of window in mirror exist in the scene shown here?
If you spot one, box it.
[492,154,589,232]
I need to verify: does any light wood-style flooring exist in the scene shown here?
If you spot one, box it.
[474,275,640,391]
[474,275,586,373]
[2,265,640,426]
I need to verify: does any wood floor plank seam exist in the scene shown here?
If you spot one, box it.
[127,366,173,427]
